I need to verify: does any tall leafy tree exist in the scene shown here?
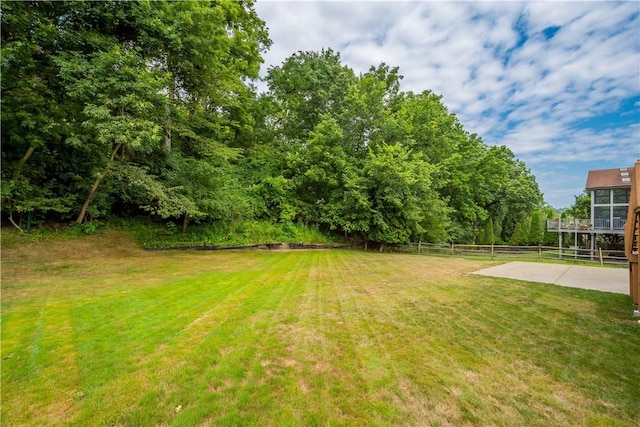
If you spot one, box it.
[475,146,543,242]
[291,114,350,226]
[363,144,447,246]
[261,49,543,245]
[339,64,401,153]
[1,1,77,228]
[527,210,544,245]
[56,46,166,223]
[478,218,496,245]
[565,191,590,219]
[265,49,355,143]
[1,0,271,228]
[542,206,559,246]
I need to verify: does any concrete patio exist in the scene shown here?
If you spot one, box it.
[472,261,628,294]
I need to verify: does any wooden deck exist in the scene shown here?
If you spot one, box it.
[546,218,625,234]
[624,160,639,307]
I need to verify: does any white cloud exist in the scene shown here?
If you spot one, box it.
[254,0,640,207]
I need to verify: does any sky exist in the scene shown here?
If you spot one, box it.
[253,0,640,208]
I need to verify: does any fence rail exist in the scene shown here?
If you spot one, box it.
[392,242,627,266]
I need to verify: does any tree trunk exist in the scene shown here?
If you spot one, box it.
[8,211,24,233]
[164,127,172,152]
[164,75,175,152]
[12,144,36,180]
[182,213,190,233]
[76,143,122,224]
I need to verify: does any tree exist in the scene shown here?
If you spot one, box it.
[265,49,355,143]
[527,210,543,245]
[509,222,525,246]
[363,144,447,246]
[394,90,463,164]
[151,0,270,152]
[542,207,559,246]
[251,175,296,223]
[478,146,543,243]
[1,0,271,228]
[339,64,401,153]
[56,46,166,223]
[1,1,77,229]
[261,49,542,245]
[3,5,547,247]
[565,191,590,219]
[299,115,363,230]
[478,218,495,245]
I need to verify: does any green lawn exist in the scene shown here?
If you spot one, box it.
[2,231,639,426]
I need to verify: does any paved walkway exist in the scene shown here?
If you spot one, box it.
[472,261,628,294]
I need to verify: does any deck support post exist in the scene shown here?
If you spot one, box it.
[559,232,563,259]
[574,221,578,260]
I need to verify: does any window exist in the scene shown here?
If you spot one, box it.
[594,189,609,204]
[612,188,630,204]
[593,206,610,229]
[594,206,609,220]
[612,206,627,221]
[612,206,627,229]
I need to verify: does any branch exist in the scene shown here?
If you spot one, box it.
[8,212,24,233]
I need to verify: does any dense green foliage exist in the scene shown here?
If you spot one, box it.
[564,191,591,219]
[123,218,343,249]
[1,1,543,245]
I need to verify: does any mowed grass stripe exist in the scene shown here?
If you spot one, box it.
[184,251,315,427]
[2,250,294,425]
[314,253,637,426]
[329,252,463,425]
[2,234,639,426]
[1,302,82,425]
[72,251,314,425]
[325,251,414,424]
[481,280,640,420]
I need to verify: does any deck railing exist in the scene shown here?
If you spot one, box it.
[593,218,626,230]
[546,218,626,231]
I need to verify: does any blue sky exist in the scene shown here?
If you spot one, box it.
[254,0,640,208]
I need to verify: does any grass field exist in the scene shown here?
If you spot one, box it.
[2,231,639,426]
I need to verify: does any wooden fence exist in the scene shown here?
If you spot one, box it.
[391,242,627,266]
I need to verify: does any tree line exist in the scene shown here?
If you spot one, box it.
[1,0,544,246]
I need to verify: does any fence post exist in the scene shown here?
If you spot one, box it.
[451,243,454,256]
[418,241,422,255]
[598,247,603,266]
[491,243,494,260]
[538,244,542,260]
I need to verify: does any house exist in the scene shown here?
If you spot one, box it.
[545,162,640,309]
[586,167,632,231]
[547,167,633,252]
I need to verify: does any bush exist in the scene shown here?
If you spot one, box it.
[123,218,343,249]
